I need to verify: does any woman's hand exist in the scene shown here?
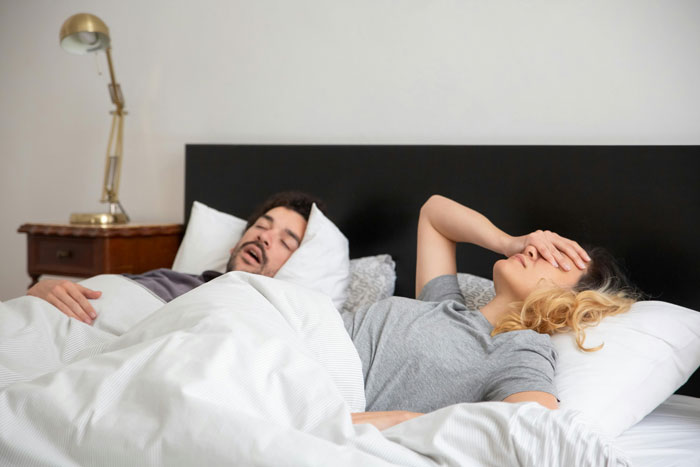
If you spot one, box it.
[504,230,590,271]
[351,411,423,431]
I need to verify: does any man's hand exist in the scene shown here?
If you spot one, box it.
[27,279,101,324]
[504,230,590,271]
[351,411,423,431]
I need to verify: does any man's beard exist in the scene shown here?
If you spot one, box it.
[227,240,268,273]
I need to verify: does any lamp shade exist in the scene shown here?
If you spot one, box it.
[59,13,110,54]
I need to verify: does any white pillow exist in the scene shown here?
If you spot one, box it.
[172,201,350,309]
[172,201,247,274]
[456,273,700,438]
[553,300,700,437]
[274,204,350,310]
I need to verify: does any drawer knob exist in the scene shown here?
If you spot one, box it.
[56,249,73,259]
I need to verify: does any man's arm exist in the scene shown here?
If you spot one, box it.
[27,279,101,324]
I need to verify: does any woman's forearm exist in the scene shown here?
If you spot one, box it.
[420,195,512,254]
[351,411,423,430]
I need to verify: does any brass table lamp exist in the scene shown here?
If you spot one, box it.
[60,13,129,224]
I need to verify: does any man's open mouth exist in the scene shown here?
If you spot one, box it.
[243,243,264,266]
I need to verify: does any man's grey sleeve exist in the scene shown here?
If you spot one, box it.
[417,274,465,306]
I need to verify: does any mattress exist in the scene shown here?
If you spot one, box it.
[616,394,700,467]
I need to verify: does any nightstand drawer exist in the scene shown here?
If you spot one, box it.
[33,237,97,276]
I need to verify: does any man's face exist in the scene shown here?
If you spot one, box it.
[226,206,307,276]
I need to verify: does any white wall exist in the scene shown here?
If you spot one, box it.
[1,0,699,300]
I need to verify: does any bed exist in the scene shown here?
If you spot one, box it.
[1,144,699,465]
[184,144,700,464]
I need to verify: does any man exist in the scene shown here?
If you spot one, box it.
[27,191,323,325]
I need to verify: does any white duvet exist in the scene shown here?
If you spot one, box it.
[0,272,628,466]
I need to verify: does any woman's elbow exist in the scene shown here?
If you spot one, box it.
[420,194,447,217]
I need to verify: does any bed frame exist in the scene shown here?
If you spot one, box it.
[184,144,700,396]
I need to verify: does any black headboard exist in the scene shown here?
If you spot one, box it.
[185,144,700,395]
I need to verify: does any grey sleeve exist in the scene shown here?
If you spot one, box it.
[417,274,465,306]
[484,332,558,401]
[122,268,204,303]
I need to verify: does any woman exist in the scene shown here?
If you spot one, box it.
[345,195,638,430]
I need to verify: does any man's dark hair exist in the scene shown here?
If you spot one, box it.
[245,191,326,230]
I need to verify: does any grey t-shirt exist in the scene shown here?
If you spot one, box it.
[341,274,557,413]
[122,268,222,302]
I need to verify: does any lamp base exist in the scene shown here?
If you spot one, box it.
[69,212,129,225]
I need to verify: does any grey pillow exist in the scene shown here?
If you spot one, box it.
[341,255,396,313]
[457,273,495,310]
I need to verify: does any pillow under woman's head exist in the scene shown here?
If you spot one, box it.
[172,201,350,309]
[457,272,700,437]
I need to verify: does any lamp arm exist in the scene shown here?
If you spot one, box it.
[100,46,127,223]
[105,47,124,111]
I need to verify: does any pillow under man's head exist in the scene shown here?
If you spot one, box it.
[172,192,350,308]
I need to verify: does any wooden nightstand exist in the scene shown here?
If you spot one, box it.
[18,223,184,288]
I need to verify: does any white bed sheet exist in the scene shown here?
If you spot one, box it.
[616,394,700,467]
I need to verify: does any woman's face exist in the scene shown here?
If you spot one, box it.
[493,245,586,300]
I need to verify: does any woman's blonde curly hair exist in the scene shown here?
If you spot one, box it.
[492,247,641,352]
